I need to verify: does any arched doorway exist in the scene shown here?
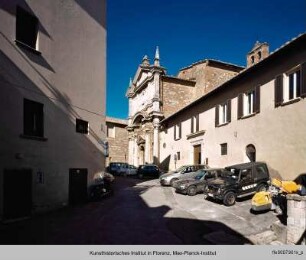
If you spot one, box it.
[246,144,256,162]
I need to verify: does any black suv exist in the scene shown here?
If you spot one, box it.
[203,162,270,206]
[137,164,161,179]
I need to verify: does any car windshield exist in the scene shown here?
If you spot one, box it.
[174,166,186,173]
[226,168,240,179]
[220,170,230,177]
[194,170,205,180]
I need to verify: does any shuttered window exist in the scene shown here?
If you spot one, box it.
[237,87,260,119]
[275,74,283,107]
[275,64,306,107]
[191,114,199,133]
[215,99,231,127]
[174,123,182,140]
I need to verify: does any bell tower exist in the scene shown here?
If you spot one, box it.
[247,41,269,67]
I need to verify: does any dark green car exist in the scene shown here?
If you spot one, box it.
[172,168,228,196]
[203,162,271,206]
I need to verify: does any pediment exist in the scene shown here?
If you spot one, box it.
[133,67,152,87]
[127,66,153,96]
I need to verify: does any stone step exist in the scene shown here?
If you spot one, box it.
[270,240,285,245]
[271,220,287,243]
[247,230,277,245]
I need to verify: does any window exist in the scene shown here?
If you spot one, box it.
[23,99,44,137]
[174,122,182,140]
[240,168,252,182]
[107,125,115,138]
[191,114,199,133]
[16,6,39,50]
[76,119,89,134]
[251,56,255,64]
[285,70,301,102]
[237,86,260,119]
[215,100,231,127]
[275,63,306,107]
[256,165,269,179]
[258,51,262,60]
[245,90,254,115]
[288,71,301,100]
[177,152,180,160]
[220,143,227,155]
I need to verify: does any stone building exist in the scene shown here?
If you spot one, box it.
[126,47,243,167]
[0,0,106,220]
[106,117,128,165]
[159,34,306,180]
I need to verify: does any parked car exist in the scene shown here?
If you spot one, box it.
[108,162,128,176]
[137,164,161,179]
[119,164,138,177]
[159,164,208,186]
[203,162,271,206]
[173,168,229,196]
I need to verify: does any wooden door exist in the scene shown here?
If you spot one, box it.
[193,145,201,164]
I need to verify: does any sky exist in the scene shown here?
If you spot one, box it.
[107,0,306,120]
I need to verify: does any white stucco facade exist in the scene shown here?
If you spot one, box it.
[159,34,306,180]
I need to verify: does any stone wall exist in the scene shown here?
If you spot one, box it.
[177,60,242,98]
[161,77,195,117]
[106,119,128,165]
[287,194,306,244]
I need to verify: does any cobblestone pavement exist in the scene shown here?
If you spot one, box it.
[0,177,278,245]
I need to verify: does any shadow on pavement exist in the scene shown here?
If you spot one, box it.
[0,177,252,245]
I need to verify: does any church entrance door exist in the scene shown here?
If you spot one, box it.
[193,144,201,164]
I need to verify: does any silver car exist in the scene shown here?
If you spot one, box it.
[159,164,208,186]
[118,164,137,176]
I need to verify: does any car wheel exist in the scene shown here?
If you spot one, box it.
[257,184,267,192]
[187,186,197,196]
[223,191,236,206]
[139,173,143,179]
[170,178,178,186]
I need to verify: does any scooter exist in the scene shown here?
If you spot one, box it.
[88,175,114,201]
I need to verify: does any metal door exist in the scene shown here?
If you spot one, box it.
[3,169,32,220]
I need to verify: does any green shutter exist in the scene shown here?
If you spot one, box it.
[275,75,283,107]
[215,105,219,127]
[227,99,231,123]
[301,62,306,98]
[254,85,260,113]
[237,93,243,119]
